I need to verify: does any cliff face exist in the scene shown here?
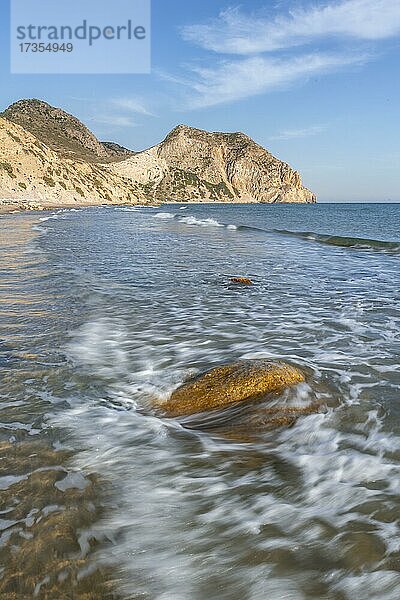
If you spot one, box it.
[110,125,316,203]
[0,117,147,208]
[0,99,316,209]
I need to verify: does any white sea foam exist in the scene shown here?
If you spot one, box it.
[178,216,224,227]
[334,571,400,599]
[153,211,238,230]
[58,306,400,599]
[45,203,400,599]
[154,211,175,219]
[39,213,59,222]
[116,207,144,212]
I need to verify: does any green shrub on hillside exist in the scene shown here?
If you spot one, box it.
[0,162,16,178]
[43,175,56,187]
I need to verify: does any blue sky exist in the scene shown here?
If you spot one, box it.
[1,0,400,202]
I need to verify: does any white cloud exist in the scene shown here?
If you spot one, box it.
[172,0,398,110]
[86,96,154,131]
[90,115,137,128]
[185,52,366,108]
[110,97,154,116]
[270,125,328,141]
[182,0,400,55]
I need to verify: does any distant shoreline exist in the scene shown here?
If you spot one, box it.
[0,199,104,215]
[0,197,286,215]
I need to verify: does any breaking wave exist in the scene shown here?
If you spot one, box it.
[152,210,400,253]
[275,229,400,252]
[154,211,237,229]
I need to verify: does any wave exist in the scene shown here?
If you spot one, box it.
[178,216,224,228]
[154,211,175,219]
[60,315,400,598]
[154,211,237,230]
[274,229,400,252]
[116,207,142,212]
[153,212,400,252]
[39,213,60,222]
[236,224,268,234]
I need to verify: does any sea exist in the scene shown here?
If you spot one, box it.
[0,202,399,599]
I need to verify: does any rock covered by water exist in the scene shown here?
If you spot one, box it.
[157,359,308,418]
[230,276,254,285]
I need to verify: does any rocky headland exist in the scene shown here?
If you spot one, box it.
[0,99,316,212]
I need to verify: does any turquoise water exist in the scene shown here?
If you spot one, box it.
[1,203,400,599]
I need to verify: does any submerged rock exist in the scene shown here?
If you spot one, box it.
[206,402,320,441]
[230,277,253,285]
[159,359,306,417]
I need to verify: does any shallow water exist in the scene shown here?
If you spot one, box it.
[1,203,400,599]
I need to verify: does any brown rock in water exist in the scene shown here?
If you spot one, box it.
[159,359,305,417]
[211,402,321,441]
[230,277,253,285]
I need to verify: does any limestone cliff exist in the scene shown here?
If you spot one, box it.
[0,117,148,210]
[0,99,316,210]
[109,125,316,203]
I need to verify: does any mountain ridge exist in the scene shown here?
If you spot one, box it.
[1,99,135,163]
[109,123,315,203]
[0,99,316,211]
